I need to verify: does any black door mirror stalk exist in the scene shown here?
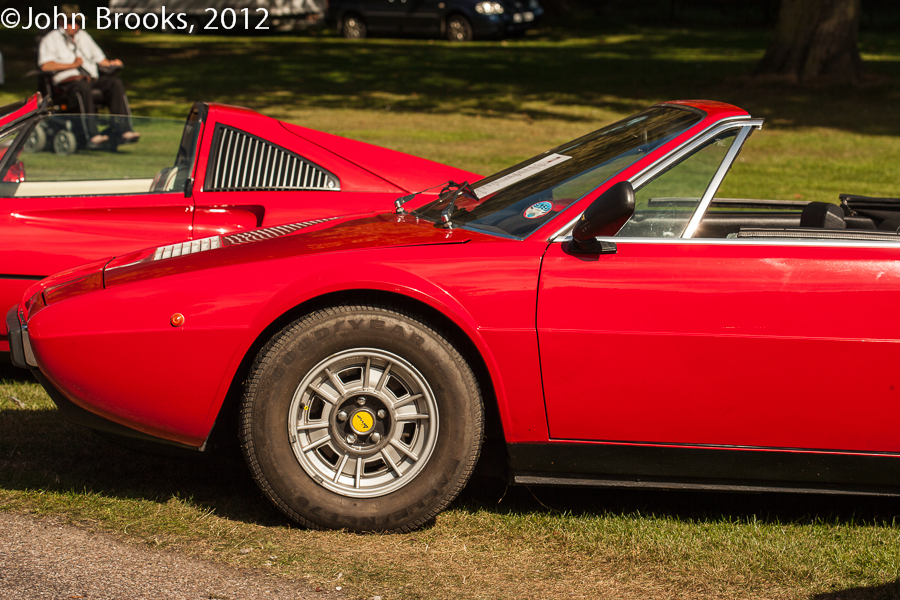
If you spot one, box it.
[569,181,635,253]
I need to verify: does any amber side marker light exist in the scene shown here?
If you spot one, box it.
[170,313,185,327]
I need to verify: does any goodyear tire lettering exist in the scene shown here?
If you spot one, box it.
[369,319,385,330]
[391,325,406,338]
[314,328,330,340]
[391,507,409,522]
[348,319,362,329]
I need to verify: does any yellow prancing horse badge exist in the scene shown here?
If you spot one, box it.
[352,411,375,434]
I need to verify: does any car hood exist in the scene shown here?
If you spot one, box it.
[101,212,487,289]
[281,122,481,193]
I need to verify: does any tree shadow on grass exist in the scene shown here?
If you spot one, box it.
[0,363,283,527]
[454,472,900,530]
[811,579,900,600]
[3,360,899,533]
[4,26,900,134]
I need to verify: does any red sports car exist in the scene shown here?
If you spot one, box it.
[10,99,900,532]
[0,94,478,354]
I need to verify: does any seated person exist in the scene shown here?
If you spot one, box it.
[38,4,140,146]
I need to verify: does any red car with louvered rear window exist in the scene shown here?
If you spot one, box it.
[0,94,479,355]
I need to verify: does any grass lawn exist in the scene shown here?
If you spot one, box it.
[2,20,900,600]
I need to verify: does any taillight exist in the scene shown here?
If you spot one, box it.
[3,160,25,183]
[24,290,45,320]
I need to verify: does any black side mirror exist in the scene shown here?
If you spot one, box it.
[569,181,635,253]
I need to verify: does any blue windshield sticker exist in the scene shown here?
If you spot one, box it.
[524,201,553,219]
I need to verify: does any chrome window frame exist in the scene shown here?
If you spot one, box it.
[549,117,764,243]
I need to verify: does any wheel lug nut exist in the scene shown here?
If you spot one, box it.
[337,411,348,422]
[370,433,381,443]
[346,434,357,444]
[377,409,386,419]
[356,398,366,406]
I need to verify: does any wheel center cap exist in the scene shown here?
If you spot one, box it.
[349,409,376,435]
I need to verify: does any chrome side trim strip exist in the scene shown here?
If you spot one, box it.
[547,235,900,249]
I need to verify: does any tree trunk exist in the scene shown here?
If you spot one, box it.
[757,0,863,84]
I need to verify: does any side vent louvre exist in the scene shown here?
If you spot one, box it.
[224,217,338,245]
[206,125,340,192]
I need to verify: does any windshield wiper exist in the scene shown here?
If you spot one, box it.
[437,181,478,228]
[395,180,457,214]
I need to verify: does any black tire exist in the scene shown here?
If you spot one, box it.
[446,15,473,42]
[241,304,484,532]
[341,14,366,39]
[52,130,77,156]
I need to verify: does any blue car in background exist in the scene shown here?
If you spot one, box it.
[329,0,543,41]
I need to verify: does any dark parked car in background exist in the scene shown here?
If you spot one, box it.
[329,0,543,41]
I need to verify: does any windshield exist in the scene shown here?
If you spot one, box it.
[0,113,198,197]
[412,105,703,238]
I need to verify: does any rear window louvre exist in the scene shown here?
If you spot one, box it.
[205,125,340,192]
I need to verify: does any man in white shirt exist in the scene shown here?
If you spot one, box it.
[38,4,139,146]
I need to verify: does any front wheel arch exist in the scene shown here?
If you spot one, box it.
[206,290,507,485]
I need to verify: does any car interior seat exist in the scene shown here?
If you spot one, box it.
[150,167,181,192]
[799,201,846,229]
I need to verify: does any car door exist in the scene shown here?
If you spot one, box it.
[403,0,443,35]
[537,120,900,455]
[359,0,407,33]
[0,110,195,351]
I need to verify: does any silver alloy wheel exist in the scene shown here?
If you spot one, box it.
[287,348,439,499]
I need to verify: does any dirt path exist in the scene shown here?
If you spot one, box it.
[0,512,339,600]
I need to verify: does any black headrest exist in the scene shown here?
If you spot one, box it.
[800,202,845,229]
[878,218,900,232]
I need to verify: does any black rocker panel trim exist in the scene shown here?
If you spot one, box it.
[507,443,900,495]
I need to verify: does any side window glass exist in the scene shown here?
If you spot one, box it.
[2,113,189,197]
[616,129,738,238]
[205,125,340,192]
